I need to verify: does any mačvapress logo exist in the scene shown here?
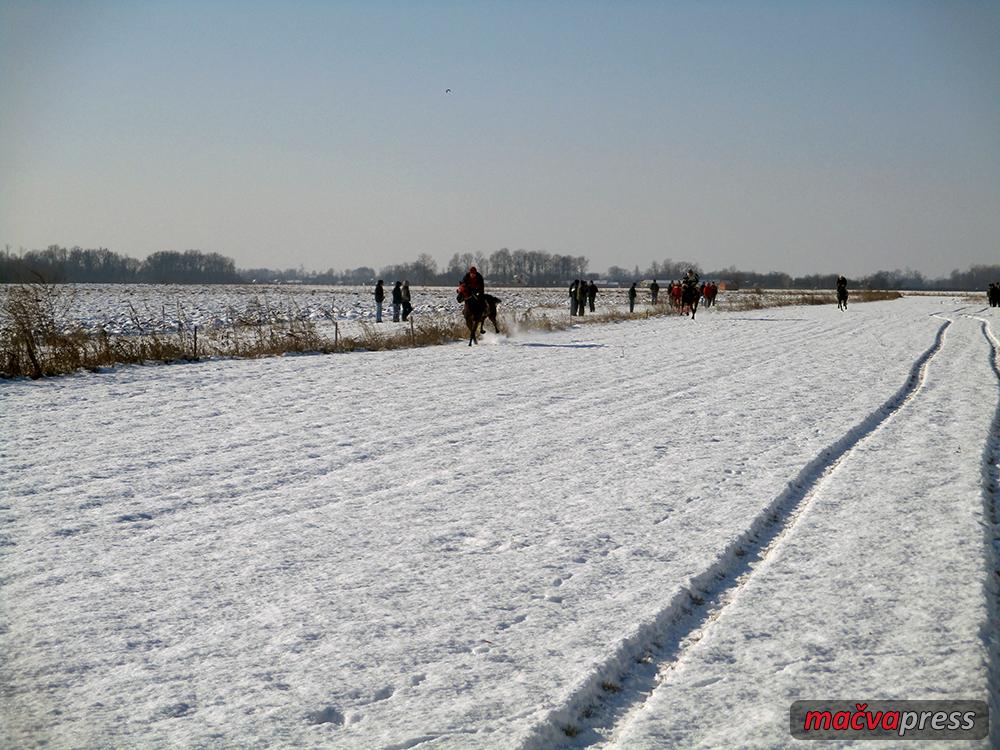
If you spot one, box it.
[790,700,988,740]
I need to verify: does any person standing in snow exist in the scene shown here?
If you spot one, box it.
[374,280,385,322]
[569,280,579,316]
[391,281,403,322]
[576,278,587,316]
[650,279,660,304]
[401,281,413,321]
[628,282,637,313]
[587,281,598,312]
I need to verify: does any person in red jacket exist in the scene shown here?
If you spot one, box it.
[458,266,485,300]
[670,281,682,309]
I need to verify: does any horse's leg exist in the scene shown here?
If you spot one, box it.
[465,313,476,345]
[491,312,501,334]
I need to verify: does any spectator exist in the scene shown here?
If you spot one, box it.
[391,281,403,322]
[576,278,587,316]
[401,281,413,321]
[587,281,598,312]
[628,282,637,313]
[374,280,385,322]
[650,278,660,304]
[569,280,579,316]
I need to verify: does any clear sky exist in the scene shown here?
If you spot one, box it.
[2,0,998,277]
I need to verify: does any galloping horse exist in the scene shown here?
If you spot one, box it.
[837,283,848,311]
[461,293,502,346]
[681,282,701,320]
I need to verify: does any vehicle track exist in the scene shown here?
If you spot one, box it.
[517,317,953,750]
[971,313,1000,750]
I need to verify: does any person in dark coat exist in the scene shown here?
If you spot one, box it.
[628,282,637,313]
[650,279,660,304]
[391,281,403,322]
[587,281,598,312]
[374,280,385,322]
[460,266,485,299]
[576,278,587,316]
[401,281,413,321]
[569,280,579,316]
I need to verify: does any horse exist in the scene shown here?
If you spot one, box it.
[837,286,848,311]
[681,283,701,319]
[462,293,502,345]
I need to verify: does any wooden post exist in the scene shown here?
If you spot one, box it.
[334,321,339,352]
[193,325,198,359]
[410,317,415,346]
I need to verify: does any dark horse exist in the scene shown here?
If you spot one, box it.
[681,283,701,320]
[837,286,848,311]
[462,293,501,346]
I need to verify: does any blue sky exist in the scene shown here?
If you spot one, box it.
[1,0,998,276]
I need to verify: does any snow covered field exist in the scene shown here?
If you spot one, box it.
[2,296,997,749]
[0,283,832,339]
[0,284,589,337]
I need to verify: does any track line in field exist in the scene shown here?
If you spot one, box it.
[517,318,952,750]
[971,314,1000,750]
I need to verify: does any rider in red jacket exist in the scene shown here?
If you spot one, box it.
[458,266,485,300]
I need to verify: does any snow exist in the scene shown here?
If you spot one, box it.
[1,296,996,749]
[0,284,586,337]
[0,282,832,338]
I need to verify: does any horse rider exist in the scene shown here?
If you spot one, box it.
[458,265,485,301]
[682,269,700,294]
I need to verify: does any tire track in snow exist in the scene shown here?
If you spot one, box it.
[970,313,1000,750]
[516,316,953,750]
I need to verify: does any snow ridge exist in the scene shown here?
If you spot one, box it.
[973,313,1000,750]
[516,317,952,750]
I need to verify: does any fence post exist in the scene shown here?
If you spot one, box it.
[193,325,198,360]
[334,321,339,352]
[410,317,415,346]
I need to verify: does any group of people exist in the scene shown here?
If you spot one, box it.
[568,280,599,315]
[626,270,710,314]
[373,280,414,323]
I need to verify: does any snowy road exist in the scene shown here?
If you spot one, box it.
[2,296,997,749]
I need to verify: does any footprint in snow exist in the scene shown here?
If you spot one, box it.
[155,702,195,720]
[306,706,344,725]
[117,512,154,523]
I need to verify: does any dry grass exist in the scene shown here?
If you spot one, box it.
[719,289,902,312]
[0,284,904,379]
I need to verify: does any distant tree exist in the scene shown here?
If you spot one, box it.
[140,250,240,284]
[411,253,438,284]
[606,265,630,282]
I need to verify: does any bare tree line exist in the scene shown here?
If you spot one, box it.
[1,244,997,291]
